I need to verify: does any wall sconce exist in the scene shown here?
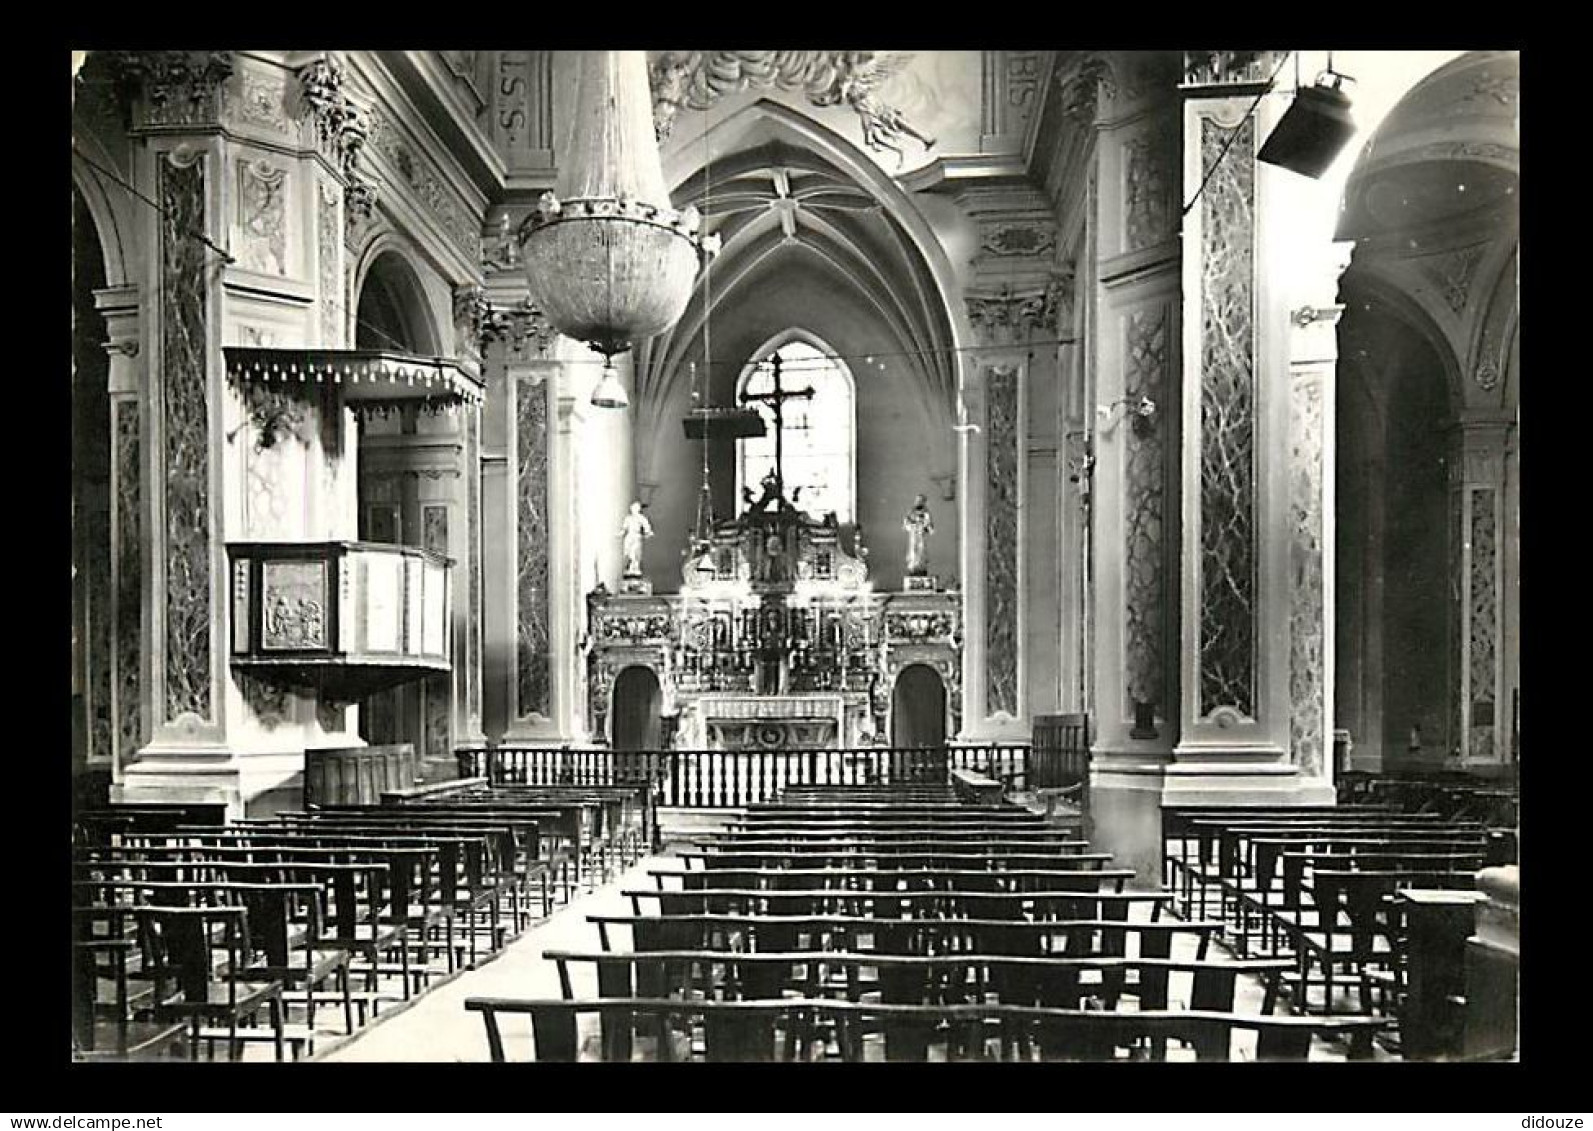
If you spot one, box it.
[1097,394,1157,436]
[1291,304,1344,328]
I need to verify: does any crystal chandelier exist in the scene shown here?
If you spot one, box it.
[518,51,718,409]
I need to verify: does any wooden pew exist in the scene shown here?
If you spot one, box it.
[543,948,1295,1015]
[461,996,1388,1062]
[585,913,1212,960]
[620,885,1164,923]
[682,848,1106,871]
[647,866,1134,894]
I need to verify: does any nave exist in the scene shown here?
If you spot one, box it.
[73,762,1516,1063]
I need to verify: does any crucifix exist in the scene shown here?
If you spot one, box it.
[741,351,815,508]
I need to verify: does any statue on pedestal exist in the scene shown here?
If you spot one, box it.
[903,493,934,576]
[620,501,653,578]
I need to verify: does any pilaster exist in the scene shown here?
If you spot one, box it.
[1165,60,1332,804]
[1450,414,1512,766]
[98,285,144,787]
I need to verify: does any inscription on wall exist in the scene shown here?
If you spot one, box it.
[985,365,1020,717]
[160,153,213,723]
[1196,116,1257,720]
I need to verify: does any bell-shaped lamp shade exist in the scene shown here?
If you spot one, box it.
[519,51,710,397]
[590,363,630,410]
[1259,73,1357,179]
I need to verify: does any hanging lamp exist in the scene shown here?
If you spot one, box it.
[518,51,718,409]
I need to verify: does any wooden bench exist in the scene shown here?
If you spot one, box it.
[585,913,1210,958]
[461,996,1388,1062]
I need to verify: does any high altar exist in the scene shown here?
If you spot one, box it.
[585,496,961,750]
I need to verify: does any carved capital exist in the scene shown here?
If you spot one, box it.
[112,50,235,128]
[295,54,367,179]
[965,286,1057,345]
[1055,52,1116,124]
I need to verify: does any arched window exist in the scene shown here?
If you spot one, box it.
[736,337,855,522]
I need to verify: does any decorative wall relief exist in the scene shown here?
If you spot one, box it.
[114,400,142,757]
[980,223,1056,260]
[1122,306,1168,719]
[1123,134,1173,252]
[985,365,1020,717]
[239,671,290,728]
[237,160,288,276]
[1469,487,1498,759]
[160,152,213,723]
[516,373,551,717]
[1288,373,1326,776]
[1196,116,1257,720]
[318,179,342,347]
[226,68,289,133]
[260,561,329,650]
[364,105,481,261]
[422,505,449,556]
[113,51,234,129]
[1421,244,1486,316]
[316,695,345,734]
[425,676,451,760]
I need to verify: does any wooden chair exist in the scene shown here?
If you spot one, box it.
[131,904,296,1061]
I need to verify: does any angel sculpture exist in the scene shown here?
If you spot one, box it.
[648,50,936,164]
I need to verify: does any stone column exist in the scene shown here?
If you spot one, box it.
[1450,415,1512,766]
[1167,60,1332,803]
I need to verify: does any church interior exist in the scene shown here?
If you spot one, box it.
[69,49,1519,1064]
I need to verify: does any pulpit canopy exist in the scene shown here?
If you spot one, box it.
[222,348,484,415]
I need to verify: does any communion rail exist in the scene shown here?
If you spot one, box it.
[457,745,1032,809]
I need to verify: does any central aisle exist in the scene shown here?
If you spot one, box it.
[318,855,675,1063]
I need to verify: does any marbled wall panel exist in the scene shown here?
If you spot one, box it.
[160,156,212,722]
[467,414,482,723]
[114,400,142,755]
[516,374,550,717]
[1123,134,1174,253]
[1123,306,1168,717]
[1197,116,1257,719]
[318,180,341,347]
[1470,487,1498,759]
[985,365,1020,717]
[422,504,449,556]
[1289,373,1325,775]
[87,502,113,761]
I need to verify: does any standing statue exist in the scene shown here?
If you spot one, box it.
[620,501,654,578]
[903,493,934,576]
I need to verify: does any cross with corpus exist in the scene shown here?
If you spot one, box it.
[741,351,814,505]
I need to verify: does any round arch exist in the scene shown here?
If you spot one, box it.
[70,151,132,288]
[350,238,446,355]
[610,665,664,750]
[891,663,948,749]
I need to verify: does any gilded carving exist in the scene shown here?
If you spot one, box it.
[1197,115,1257,719]
[984,365,1020,717]
[160,153,213,722]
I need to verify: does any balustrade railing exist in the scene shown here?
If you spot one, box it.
[458,743,1033,809]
